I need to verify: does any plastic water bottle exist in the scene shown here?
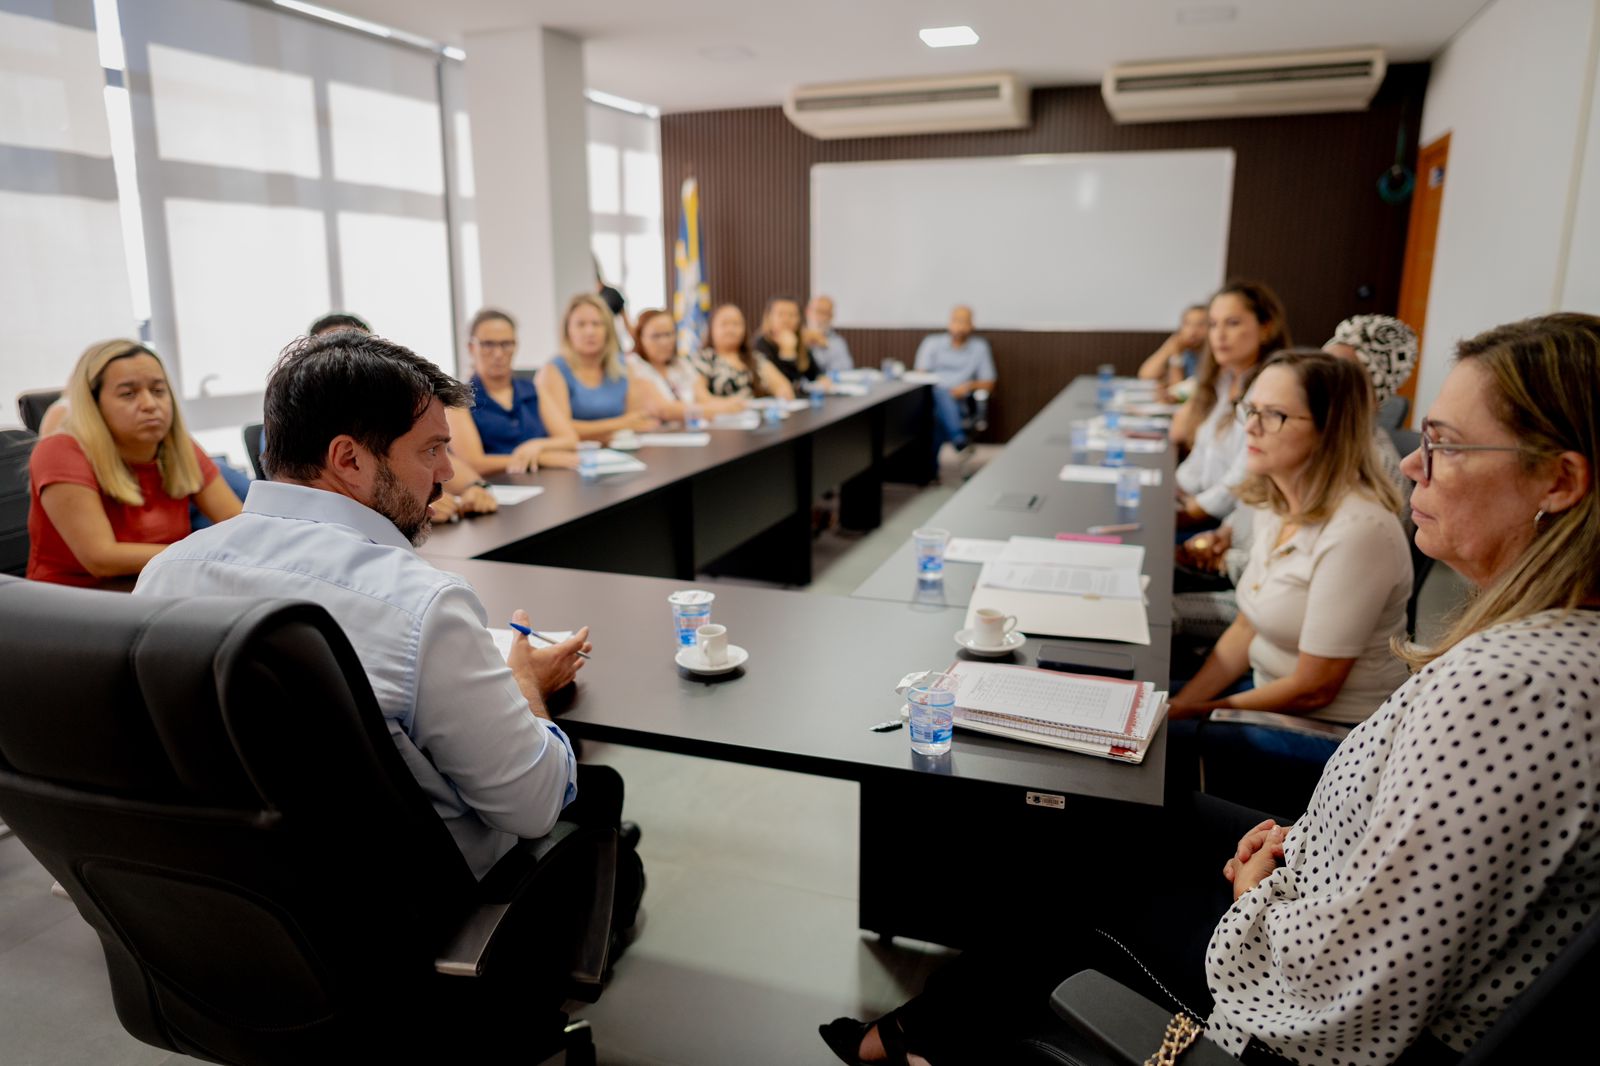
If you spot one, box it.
[1116,466,1142,509]
[578,441,599,480]
[1097,363,1115,408]
[809,384,826,410]
[907,685,956,756]
[684,403,707,431]
[1103,430,1126,468]
[1102,412,1125,467]
[763,403,783,427]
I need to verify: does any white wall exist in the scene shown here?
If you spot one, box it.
[1414,0,1600,419]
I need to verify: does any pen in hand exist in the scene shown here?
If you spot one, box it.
[508,621,591,659]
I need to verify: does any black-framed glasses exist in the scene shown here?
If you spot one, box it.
[1418,417,1530,483]
[473,339,516,352]
[1235,402,1313,433]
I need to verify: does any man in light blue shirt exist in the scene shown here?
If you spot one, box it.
[914,305,997,453]
[136,333,592,882]
[805,294,853,375]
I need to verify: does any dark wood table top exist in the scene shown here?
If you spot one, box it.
[420,379,929,561]
[439,558,1169,808]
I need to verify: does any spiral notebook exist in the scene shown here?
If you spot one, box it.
[941,660,1168,762]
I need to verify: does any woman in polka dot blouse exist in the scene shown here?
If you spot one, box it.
[821,314,1599,1066]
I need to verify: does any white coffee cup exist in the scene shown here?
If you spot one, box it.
[973,608,1018,648]
[612,429,639,447]
[696,623,729,666]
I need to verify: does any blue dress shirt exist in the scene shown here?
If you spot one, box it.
[913,333,997,389]
[810,329,854,374]
[470,374,547,455]
[134,480,578,879]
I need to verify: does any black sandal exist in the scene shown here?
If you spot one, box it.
[819,1010,913,1065]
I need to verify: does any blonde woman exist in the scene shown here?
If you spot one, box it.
[535,293,660,442]
[825,315,1600,1066]
[1168,350,1410,726]
[27,340,240,586]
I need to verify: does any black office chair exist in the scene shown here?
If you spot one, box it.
[1042,906,1600,1065]
[16,388,62,434]
[0,429,34,576]
[241,422,266,480]
[0,576,613,1065]
[1377,393,1409,431]
[963,389,991,439]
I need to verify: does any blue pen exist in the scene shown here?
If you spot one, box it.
[508,621,590,659]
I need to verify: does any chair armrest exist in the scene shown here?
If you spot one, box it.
[1049,971,1242,1066]
[434,820,617,1002]
[1203,709,1350,740]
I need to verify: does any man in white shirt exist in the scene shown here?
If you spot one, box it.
[914,305,997,454]
[804,294,853,375]
[135,333,616,888]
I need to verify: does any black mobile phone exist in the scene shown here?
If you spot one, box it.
[1036,642,1137,680]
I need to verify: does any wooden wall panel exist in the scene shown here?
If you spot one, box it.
[660,68,1428,441]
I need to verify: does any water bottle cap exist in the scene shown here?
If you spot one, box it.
[668,590,715,606]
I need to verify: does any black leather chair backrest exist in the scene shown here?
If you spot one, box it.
[0,577,479,1062]
[0,429,34,576]
[16,388,61,434]
[241,422,266,480]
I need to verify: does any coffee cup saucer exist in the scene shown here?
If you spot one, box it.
[676,644,749,675]
[954,629,1024,658]
[609,438,641,451]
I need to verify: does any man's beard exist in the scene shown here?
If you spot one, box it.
[372,461,441,546]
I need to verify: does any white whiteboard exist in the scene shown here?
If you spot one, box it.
[810,150,1235,332]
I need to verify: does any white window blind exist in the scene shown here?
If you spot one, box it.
[120,0,454,418]
[0,0,137,427]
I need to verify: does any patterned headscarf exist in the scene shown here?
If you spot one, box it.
[1327,315,1418,405]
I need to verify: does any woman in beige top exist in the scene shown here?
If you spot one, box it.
[1169,349,1410,725]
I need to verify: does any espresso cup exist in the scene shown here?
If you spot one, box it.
[696,623,729,666]
[973,608,1018,648]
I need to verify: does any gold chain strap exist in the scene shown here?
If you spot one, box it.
[1144,1013,1203,1066]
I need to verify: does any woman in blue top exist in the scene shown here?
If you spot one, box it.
[536,293,662,443]
[446,308,579,474]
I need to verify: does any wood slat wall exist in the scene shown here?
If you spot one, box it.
[657,67,1428,441]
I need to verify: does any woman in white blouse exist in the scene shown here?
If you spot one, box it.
[625,308,746,422]
[822,314,1599,1066]
[1168,350,1411,729]
[1173,280,1290,529]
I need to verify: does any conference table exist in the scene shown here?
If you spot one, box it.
[420,378,934,586]
[853,376,1176,625]
[432,374,1179,947]
[442,557,1170,948]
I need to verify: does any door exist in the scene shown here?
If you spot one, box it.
[1395,133,1450,427]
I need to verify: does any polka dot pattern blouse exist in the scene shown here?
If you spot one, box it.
[1203,609,1600,1063]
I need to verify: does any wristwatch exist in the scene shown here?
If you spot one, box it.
[470,479,492,490]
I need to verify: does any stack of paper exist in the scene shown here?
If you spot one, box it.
[1058,465,1163,486]
[486,485,544,506]
[711,412,761,430]
[901,370,944,385]
[942,659,1168,763]
[826,382,870,397]
[636,432,711,447]
[1082,433,1168,454]
[964,537,1151,645]
[590,449,647,475]
[834,368,884,383]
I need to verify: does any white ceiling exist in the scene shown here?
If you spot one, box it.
[324,0,1492,114]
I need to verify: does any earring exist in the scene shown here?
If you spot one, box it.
[1534,508,1547,529]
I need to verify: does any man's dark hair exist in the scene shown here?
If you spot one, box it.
[263,331,471,482]
[308,311,371,335]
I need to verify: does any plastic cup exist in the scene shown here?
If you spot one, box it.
[913,527,950,581]
[578,440,600,479]
[907,671,958,755]
[668,589,714,648]
[810,387,826,410]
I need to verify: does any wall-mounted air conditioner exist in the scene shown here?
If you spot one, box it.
[1103,48,1386,123]
[784,72,1029,140]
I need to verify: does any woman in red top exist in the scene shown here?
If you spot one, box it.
[28,339,241,587]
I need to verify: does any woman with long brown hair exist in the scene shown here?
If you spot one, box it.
[1172,280,1290,527]
[687,303,794,401]
[626,307,746,421]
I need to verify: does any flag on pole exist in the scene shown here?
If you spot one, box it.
[673,177,710,356]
